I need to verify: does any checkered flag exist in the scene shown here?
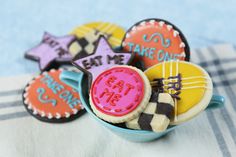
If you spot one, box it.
[126,91,174,132]
[69,33,99,59]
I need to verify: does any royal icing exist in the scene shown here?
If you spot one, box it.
[73,36,132,81]
[90,66,145,116]
[25,32,76,71]
[145,61,212,119]
[69,22,125,58]
[23,69,84,121]
[122,19,190,70]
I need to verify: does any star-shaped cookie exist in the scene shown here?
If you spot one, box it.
[25,32,76,71]
[72,35,133,83]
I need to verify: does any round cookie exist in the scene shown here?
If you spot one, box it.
[69,22,125,58]
[89,65,151,123]
[22,69,85,123]
[144,61,213,125]
[121,19,190,70]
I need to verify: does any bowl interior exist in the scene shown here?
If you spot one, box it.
[78,74,176,141]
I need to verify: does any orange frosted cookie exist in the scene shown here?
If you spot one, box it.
[121,19,190,70]
[23,69,85,123]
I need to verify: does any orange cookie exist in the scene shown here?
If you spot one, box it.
[22,69,85,123]
[121,19,190,70]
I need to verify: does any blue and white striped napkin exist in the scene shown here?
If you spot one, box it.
[0,44,235,157]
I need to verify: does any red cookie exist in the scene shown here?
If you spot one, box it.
[22,69,85,123]
[121,19,190,70]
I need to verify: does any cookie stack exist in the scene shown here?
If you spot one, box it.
[22,19,213,133]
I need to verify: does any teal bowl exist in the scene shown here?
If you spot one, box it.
[60,71,225,142]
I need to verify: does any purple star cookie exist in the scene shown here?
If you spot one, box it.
[25,32,76,71]
[72,35,133,82]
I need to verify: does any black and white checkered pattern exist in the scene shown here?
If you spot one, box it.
[69,34,99,59]
[1,44,236,156]
[126,92,174,132]
[69,31,112,59]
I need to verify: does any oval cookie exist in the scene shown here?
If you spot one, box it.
[122,19,190,70]
[89,65,151,123]
[69,22,125,58]
[22,69,85,123]
[144,61,213,125]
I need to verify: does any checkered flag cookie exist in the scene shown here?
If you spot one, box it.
[69,32,99,59]
[126,91,175,132]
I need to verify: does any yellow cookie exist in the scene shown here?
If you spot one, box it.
[69,22,125,58]
[144,61,213,125]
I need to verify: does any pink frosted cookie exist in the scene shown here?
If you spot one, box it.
[89,65,151,123]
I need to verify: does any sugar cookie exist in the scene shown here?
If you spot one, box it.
[22,69,85,123]
[72,36,133,83]
[89,65,151,123]
[121,19,190,70]
[145,61,213,125]
[25,32,76,71]
[126,92,174,132]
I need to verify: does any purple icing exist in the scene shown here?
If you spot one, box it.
[73,36,132,81]
[26,32,75,70]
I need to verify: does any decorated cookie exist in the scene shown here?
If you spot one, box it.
[72,36,133,83]
[145,61,213,125]
[25,32,76,71]
[22,69,85,123]
[89,65,151,123]
[126,92,174,132]
[69,22,125,58]
[121,19,190,70]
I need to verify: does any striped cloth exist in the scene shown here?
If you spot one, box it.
[0,44,235,157]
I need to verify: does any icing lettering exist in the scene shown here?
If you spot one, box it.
[99,76,135,106]
[127,42,134,51]
[38,74,81,108]
[43,35,69,56]
[127,42,181,61]
[40,74,64,94]
[99,88,121,106]
[82,55,102,70]
[59,91,82,108]
[107,55,124,64]
[105,76,135,95]
[73,37,132,81]
[81,55,126,70]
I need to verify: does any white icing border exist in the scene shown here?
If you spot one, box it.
[122,19,186,52]
[23,69,84,120]
[89,65,152,123]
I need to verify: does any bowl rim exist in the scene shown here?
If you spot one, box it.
[78,77,177,135]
